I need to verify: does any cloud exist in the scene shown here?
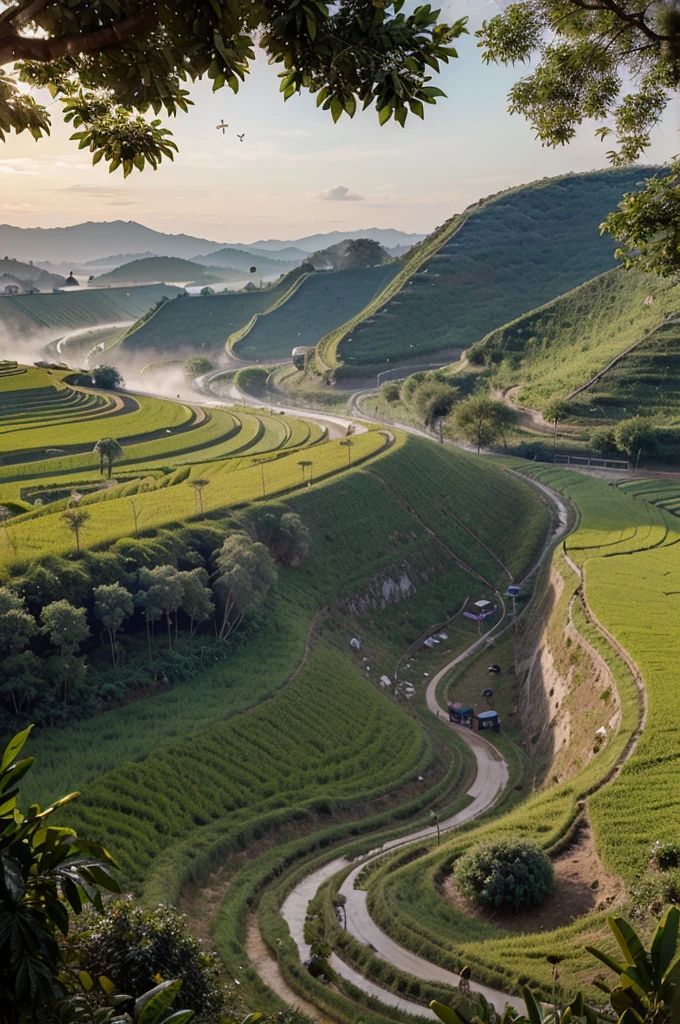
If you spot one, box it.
[0,203,45,212]
[0,159,40,176]
[318,185,365,202]
[56,184,138,204]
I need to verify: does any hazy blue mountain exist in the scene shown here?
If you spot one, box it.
[191,247,298,274]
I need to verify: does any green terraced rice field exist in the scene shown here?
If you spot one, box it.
[0,284,182,338]
[233,265,400,363]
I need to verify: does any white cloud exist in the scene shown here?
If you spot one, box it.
[318,184,365,202]
[0,159,40,176]
[57,184,137,204]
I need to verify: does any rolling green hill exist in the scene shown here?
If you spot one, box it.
[471,266,680,417]
[95,256,245,287]
[233,264,400,362]
[118,266,306,360]
[0,283,183,339]
[316,168,651,377]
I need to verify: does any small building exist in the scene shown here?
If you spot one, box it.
[448,702,474,727]
[463,599,497,622]
[477,709,501,733]
[292,346,311,370]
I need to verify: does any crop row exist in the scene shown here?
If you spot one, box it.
[67,641,431,888]
[0,430,389,566]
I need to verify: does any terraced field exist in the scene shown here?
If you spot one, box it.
[334,462,680,1008]
[233,264,400,363]
[0,284,182,340]
[316,168,648,377]
[119,267,306,361]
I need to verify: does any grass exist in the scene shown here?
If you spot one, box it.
[233,265,399,363]
[316,168,647,375]
[475,266,680,414]
[0,284,182,337]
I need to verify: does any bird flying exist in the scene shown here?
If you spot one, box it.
[216,120,229,134]
[237,133,245,142]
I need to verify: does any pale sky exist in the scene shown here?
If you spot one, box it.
[1,0,679,242]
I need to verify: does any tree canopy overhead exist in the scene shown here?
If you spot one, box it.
[0,0,466,176]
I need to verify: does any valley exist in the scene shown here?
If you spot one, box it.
[2,166,680,1024]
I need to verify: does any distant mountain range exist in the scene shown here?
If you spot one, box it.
[0,220,424,265]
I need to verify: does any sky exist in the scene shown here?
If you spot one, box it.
[1,0,679,243]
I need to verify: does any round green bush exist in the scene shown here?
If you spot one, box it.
[456,838,554,910]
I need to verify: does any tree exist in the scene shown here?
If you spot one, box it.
[184,356,214,380]
[543,398,570,461]
[0,3,466,176]
[61,508,89,553]
[413,380,458,430]
[41,600,89,701]
[605,165,680,276]
[93,436,124,479]
[0,726,120,1021]
[199,286,215,296]
[452,396,516,452]
[93,583,133,666]
[340,438,354,464]
[189,478,210,515]
[271,513,311,566]
[307,238,389,271]
[591,425,619,456]
[0,587,36,657]
[381,382,401,403]
[137,565,184,649]
[213,534,277,640]
[614,416,658,466]
[476,1,680,277]
[177,568,213,636]
[91,365,124,390]
[456,837,554,911]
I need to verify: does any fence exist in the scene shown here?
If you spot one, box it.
[554,454,629,471]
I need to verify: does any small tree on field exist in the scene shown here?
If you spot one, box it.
[185,356,214,380]
[340,438,354,464]
[177,568,213,636]
[614,416,658,468]
[543,398,570,461]
[93,582,134,666]
[41,599,89,703]
[61,508,89,553]
[413,380,458,431]
[213,534,277,640]
[452,395,516,453]
[91,365,124,390]
[93,436,124,479]
[271,513,311,566]
[190,478,210,515]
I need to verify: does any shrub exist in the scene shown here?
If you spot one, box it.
[381,382,401,402]
[456,837,554,910]
[652,840,680,871]
[72,898,224,1022]
[590,426,619,455]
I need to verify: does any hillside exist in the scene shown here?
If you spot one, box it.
[119,266,306,362]
[471,266,680,415]
[234,264,400,362]
[317,167,651,376]
[0,258,66,292]
[95,256,245,287]
[191,247,298,274]
[0,283,183,340]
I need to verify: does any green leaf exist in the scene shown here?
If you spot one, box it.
[330,97,343,123]
[651,906,679,981]
[429,1000,469,1024]
[135,979,183,1024]
[609,916,652,990]
[394,106,407,127]
[1,726,33,771]
[378,104,392,125]
[521,987,543,1024]
[79,971,94,992]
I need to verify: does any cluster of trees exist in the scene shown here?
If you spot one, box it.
[90,365,124,390]
[306,239,389,272]
[0,510,310,728]
[383,372,516,451]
